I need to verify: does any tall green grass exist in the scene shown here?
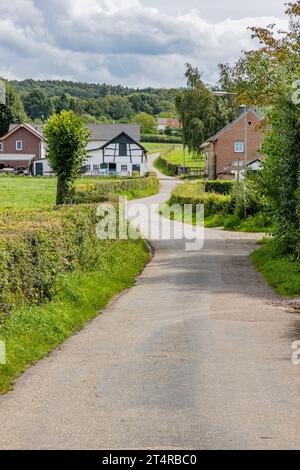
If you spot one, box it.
[0,237,149,393]
[251,241,300,297]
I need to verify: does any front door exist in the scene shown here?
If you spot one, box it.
[109,163,117,174]
[35,162,43,176]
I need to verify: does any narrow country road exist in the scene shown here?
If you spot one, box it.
[0,154,300,450]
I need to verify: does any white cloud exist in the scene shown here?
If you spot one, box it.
[0,0,288,87]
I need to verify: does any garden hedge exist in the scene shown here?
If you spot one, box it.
[204,180,235,195]
[141,134,182,144]
[169,183,233,216]
[0,206,111,317]
[74,174,159,203]
[155,156,178,176]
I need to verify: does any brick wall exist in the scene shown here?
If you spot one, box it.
[0,127,42,169]
[207,111,264,179]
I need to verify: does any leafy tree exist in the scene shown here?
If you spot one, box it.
[133,112,157,134]
[0,80,27,137]
[176,64,218,157]
[43,111,90,204]
[23,89,54,121]
[103,95,134,121]
[54,93,72,114]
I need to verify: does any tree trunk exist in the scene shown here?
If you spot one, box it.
[56,177,67,205]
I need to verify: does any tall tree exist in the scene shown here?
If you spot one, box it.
[44,111,90,204]
[0,80,27,137]
[176,64,235,157]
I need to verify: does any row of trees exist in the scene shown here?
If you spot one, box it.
[12,81,177,124]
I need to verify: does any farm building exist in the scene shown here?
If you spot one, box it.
[0,123,147,177]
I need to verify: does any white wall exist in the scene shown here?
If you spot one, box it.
[34,142,147,177]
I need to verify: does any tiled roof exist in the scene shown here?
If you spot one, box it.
[9,123,140,142]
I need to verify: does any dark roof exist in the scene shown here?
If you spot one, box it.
[85,124,140,141]
[9,123,141,142]
[97,132,147,152]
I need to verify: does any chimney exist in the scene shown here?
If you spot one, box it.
[239,105,247,116]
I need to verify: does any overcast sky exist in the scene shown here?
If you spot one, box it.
[0,0,287,88]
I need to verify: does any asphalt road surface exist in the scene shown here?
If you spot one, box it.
[0,155,299,450]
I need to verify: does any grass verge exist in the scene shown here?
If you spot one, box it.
[251,240,300,297]
[0,237,149,393]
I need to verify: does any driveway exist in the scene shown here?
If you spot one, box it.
[0,154,299,449]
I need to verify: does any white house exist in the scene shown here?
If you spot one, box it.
[33,124,148,177]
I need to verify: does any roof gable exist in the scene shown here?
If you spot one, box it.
[207,109,263,143]
[2,123,43,141]
[99,132,147,152]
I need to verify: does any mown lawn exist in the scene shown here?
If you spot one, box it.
[160,145,205,168]
[141,142,174,154]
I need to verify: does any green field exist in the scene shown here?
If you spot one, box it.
[160,145,205,168]
[0,175,158,210]
[142,142,175,154]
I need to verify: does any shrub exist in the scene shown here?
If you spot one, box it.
[0,206,109,318]
[154,156,178,176]
[170,183,232,216]
[73,174,159,203]
[141,134,182,144]
[204,180,235,195]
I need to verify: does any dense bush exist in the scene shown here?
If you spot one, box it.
[74,174,159,203]
[170,182,232,216]
[141,134,182,144]
[204,180,235,195]
[154,156,178,176]
[0,206,109,317]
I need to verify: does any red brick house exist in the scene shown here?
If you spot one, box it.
[0,123,44,171]
[157,118,181,132]
[202,109,264,180]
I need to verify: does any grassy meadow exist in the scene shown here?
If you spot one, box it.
[0,174,159,210]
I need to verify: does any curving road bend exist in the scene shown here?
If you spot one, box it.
[0,155,300,449]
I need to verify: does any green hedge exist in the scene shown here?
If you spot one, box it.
[0,206,109,317]
[204,180,235,195]
[74,174,159,203]
[169,182,233,216]
[141,134,182,144]
[154,156,178,176]
[170,191,233,216]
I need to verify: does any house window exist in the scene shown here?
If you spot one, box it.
[0,143,3,152]
[132,164,140,173]
[93,164,100,172]
[100,163,108,169]
[16,140,23,151]
[121,164,128,172]
[85,164,91,172]
[234,141,244,153]
[119,143,127,156]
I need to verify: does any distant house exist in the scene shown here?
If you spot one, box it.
[201,109,264,180]
[0,123,147,177]
[0,123,45,172]
[157,118,180,133]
